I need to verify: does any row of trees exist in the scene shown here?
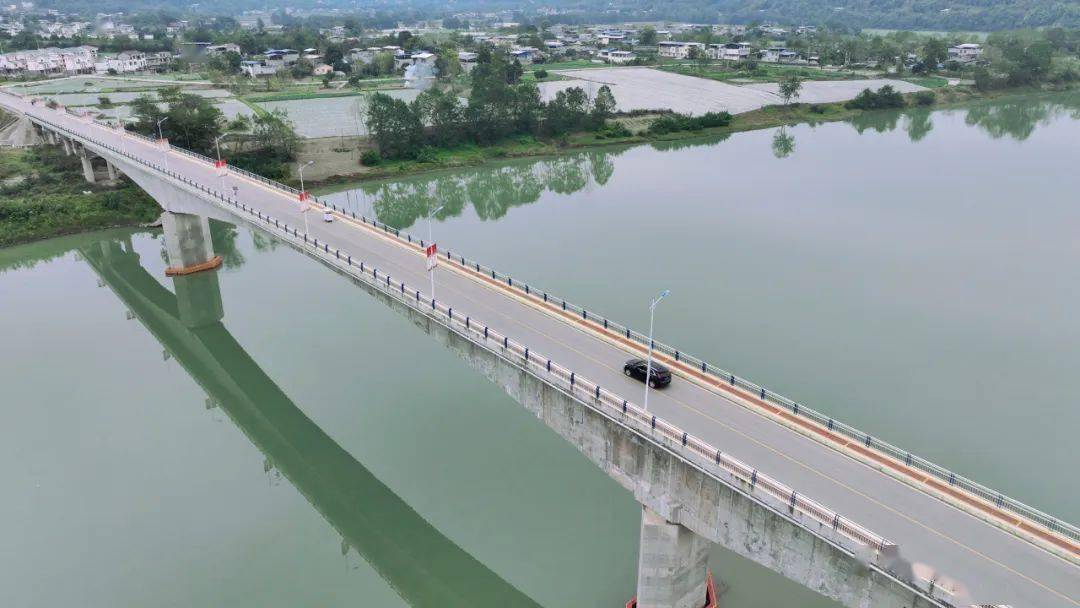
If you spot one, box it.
[127,86,299,178]
[366,49,616,160]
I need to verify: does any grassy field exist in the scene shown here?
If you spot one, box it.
[0,146,160,247]
[528,60,607,71]
[660,63,865,83]
[243,86,407,103]
[902,76,952,88]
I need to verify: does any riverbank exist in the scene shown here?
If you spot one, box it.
[0,145,160,247]
[309,84,1063,193]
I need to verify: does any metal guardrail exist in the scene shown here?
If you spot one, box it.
[9,88,1076,550]
[18,105,898,558]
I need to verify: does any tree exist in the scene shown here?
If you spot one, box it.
[467,50,519,142]
[416,89,465,147]
[687,45,708,71]
[131,93,223,155]
[251,109,299,159]
[778,72,803,105]
[543,86,590,135]
[208,51,242,74]
[291,59,314,79]
[366,93,423,159]
[506,58,524,84]
[640,27,658,46]
[589,85,616,128]
[435,50,462,82]
[920,38,948,72]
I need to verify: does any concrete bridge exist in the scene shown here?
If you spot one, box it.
[3,89,1077,608]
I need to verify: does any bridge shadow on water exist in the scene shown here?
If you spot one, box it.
[79,237,543,608]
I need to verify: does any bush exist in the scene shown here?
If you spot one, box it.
[415,146,438,163]
[844,85,907,110]
[913,90,936,106]
[534,69,549,79]
[648,111,733,135]
[229,151,288,180]
[595,122,633,138]
[360,149,381,166]
[809,104,826,114]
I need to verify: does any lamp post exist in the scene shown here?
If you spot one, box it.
[155,116,169,171]
[114,110,127,156]
[298,161,314,235]
[214,134,227,192]
[298,160,313,196]
[426,204,445,300]
[643,289,670,412]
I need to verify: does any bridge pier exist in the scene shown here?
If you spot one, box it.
[106,160,118,181]
[61,136,73,156]
[76,145,96,184]
[161,212,222,277]
[635,506,711,608]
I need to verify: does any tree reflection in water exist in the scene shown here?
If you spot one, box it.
[963,94,1080,141]
[904,109,934,142]
[322,93,1080,230]
[338,148,625,230]
[771,127,796,159]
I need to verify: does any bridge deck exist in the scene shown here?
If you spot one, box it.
[5,92,1077,608]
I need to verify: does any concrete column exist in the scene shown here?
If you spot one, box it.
[77,148,96,184]
[62,136,73,156]
[106,161,118,181]
[161,211,222,277]
[635,506,711,608]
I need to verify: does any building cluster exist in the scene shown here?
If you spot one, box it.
[0,45,172,76]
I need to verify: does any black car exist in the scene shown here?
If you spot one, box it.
[624,358,672,388]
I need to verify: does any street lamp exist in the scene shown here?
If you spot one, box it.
[297,160,314,196]
[214,134,227,192]
[643,289,670,412]
[155,116,169,140]
[298,161,314,235]
[426,204,445,300]
[156,116,170,171]
[113,110,127,156]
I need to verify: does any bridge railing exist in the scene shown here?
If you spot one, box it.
[316,206,1080,548]
[189,181,900,559]
[18,94,1077,550]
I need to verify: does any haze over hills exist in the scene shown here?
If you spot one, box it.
[29,0,1080,31]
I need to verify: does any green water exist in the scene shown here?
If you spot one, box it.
[2,92,1077,607]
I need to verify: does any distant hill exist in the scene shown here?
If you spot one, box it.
[714,0,1078,31]
[28,0,1080,31]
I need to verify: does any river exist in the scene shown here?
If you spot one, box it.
[2,92,1077,608]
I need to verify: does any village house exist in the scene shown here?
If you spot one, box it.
[759,47,798,63]
[510,47,540,64]
[95,50,146,74]
[0,45,97,76]
[658,41,705,59]
[712,42,751,61]
[205,43,241,56]
[599,49,636,64]
[948,43,983,63]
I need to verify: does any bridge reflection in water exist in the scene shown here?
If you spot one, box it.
[80,237,542,608]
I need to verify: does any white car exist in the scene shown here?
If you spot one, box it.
[323,209,333,222]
